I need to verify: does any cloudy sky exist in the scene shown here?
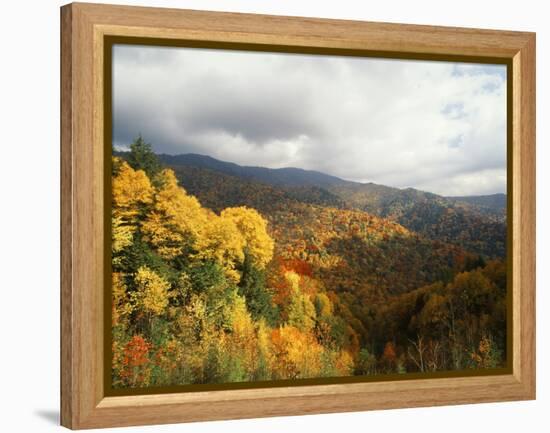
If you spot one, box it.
[112,44,507,196]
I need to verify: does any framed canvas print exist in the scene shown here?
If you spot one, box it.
[60,2,536,429]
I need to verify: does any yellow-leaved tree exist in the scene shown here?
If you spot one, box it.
[224,295,258,379]
[141,169,207,259]
[194,215,245,282]
[221,207,274,268]
[112,215,135,253]
[112,159,154,215]
[194,206,274,282]
[132,266,170,316]
[285,271,316,332]
[270,325,324,379]
[112,158,153,253]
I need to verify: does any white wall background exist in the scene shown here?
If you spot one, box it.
[0,0,546,431]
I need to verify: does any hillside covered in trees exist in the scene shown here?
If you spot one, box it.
[111,138,507,389]
[159,152,507,258]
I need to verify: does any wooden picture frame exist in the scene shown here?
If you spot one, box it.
[60,2,536,429]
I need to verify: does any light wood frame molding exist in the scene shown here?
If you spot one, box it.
[60,2,536,429]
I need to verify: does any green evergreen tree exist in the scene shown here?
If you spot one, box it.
[127,134,161,179]
[238,252,278,325]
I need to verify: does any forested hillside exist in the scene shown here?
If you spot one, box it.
[448,193,507,220]
[329,183,506,257]
[151,152,507,259]
[111,139,507,389]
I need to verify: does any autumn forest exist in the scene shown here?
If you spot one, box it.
[111,136,508,389]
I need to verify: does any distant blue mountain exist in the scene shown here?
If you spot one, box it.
[157,153,351,188]
[448,193,507,212]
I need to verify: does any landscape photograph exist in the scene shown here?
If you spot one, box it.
[110,44,508,390]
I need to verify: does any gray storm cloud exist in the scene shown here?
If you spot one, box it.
[112,45,507,196]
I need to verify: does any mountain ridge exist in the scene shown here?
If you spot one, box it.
[158,153,352,188]
[155,152,506,206]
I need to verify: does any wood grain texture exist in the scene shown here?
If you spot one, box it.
[512,34,536,395]
[60,4,73,429]
[60,2,536,429]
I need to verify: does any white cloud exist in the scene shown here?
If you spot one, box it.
[113,45,506,196]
